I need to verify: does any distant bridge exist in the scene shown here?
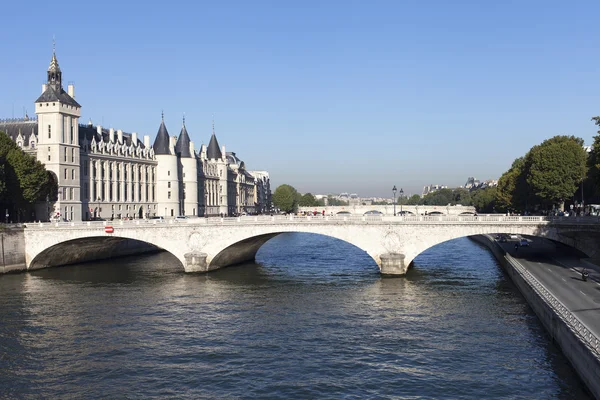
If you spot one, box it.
[23,215,600,275]
[298,205,476,215]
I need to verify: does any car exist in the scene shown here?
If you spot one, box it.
[149,216,164,222]
[520,238,529,247]
[175,215,189,222]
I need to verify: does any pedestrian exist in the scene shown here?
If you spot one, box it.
[322,210,325,217]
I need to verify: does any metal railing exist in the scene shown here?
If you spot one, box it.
[22,214,600,230]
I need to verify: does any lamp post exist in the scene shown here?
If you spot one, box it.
[399,188,404,215]
[392,185,397,216]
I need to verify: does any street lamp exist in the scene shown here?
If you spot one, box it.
[399,188,404,215]
[392,185,397,216]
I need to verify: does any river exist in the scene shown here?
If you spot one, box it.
[0,233,590,399]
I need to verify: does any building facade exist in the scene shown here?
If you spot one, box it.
[1,49,270,221]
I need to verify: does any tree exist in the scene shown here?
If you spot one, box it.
[0,132,58,221]
[421,188,453,206]
[326,196,349,206]
[471,186,497,213]
[298,193,317,207]
[272,184,299,213]
[588,117,600,196]
[495,157,526,213]
[524,135,587,209]
[406,194,422,205]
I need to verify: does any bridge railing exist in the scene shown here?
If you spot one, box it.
[22,214,600,229]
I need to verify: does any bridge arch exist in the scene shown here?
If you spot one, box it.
[208,231,379,271]
[28,236,180,271]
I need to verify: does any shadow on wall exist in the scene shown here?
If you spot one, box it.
[29,237,174,271]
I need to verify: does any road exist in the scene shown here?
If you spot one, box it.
[497,235,600,340]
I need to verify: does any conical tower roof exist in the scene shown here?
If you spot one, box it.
[175,118,192,158]
[207,132,222,160]
[48,52,61,73]
[153,113,171,155]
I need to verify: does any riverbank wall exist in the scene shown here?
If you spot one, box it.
[0,227,162,274]
[470,234,600,399]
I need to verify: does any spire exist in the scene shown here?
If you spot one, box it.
[153,113,171,155]
[207,118,222,160]
[175,114,192,158]
[47,37,62,89]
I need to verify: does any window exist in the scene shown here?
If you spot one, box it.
[70,187,73,200]
[84,164,88,176]
[171,209,174,217]
[70,124,74,144]
[48,125,51,139]
[168,170,170,176]
[17,141,22,148]
[168,191,171,199]
[71,148,74,162]
[64,169,67,180]
[31,142,35,148]
[71,169,75,180]
[168,182,171,188]
[64,148,67,162]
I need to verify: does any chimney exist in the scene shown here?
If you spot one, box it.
[97,125,102,135]
[190,141,195,155]
[117,129,123,144]
[143,135,150,148]
[221,145,226,159]
[68,84,75,99]
[132,132,138,146]
[42,83,47,93]
[170,136,177,148]
[109,128,115,143]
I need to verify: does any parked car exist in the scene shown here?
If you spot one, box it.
[149,216,165,222]
[520,238,530,247]
[175,215,189,222]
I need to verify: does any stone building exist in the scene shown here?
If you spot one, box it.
[0,48,270,221]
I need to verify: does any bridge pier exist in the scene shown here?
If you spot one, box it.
[379,253,408,276]
[183,252,209,273]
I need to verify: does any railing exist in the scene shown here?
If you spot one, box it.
[22,214,600,229]
[506,251,600,359]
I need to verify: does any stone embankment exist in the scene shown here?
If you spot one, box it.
[470,234,600,399]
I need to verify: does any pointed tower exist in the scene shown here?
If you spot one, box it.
[35,44,82,222]
[175,116,198,216]
[153,113,180,218]
[205,118,228,215]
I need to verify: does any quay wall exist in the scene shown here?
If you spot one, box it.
[470,234,600,399]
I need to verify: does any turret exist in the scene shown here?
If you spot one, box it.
[153,113,180,217]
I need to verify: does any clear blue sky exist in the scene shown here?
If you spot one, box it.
[2,0,599,198]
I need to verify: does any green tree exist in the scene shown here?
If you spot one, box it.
[471,186,497,213]
[406,194,422,205]
[272,184,299,213]
[0,132,57,221]
[588,117,600,196]
[327,196,349,206]
[495,157,526,213]
[298,193,317,207]
[421,188,453,206]
[525,135,587,209]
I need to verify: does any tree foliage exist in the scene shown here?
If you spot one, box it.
[0,132,58,219]
[588,117,600,195]
[298,193,317,207]
[272,184,299,213]
[405,194,422,205]
[524,135,587,207]
[471,186,497,213]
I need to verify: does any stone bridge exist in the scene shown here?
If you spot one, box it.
[23,215,600,275]
[298,205,476,215]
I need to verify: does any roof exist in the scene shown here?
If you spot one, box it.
[152,120,171,155]
[79,125,146,148]
[0,119,38,142]
[35,85,81,108]
[207,133,222,159]
[175,124,192,158]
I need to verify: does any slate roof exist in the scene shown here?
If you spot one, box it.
[79,125,146,148]
[175,124,192,158]
[35,85,81,108]
[0,119,38,142]
[207,133,222,160]
[153,120,171,155]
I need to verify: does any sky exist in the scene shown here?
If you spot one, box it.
[2,0,600,198]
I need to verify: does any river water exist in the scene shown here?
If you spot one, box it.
[0,234,590,399]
